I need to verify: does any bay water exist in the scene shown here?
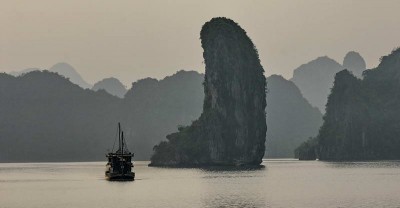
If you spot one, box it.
[1,160,400,208]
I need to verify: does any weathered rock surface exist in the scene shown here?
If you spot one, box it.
[150,17,267,166]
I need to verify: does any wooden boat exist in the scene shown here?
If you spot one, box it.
[105,123,135,181]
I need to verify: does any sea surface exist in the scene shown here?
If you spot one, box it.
[1,159,400,208]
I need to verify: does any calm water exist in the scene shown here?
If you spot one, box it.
[1,160,400,208]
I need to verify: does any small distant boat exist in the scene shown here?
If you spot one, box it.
[105,123,135,181]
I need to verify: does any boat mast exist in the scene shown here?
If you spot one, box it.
[121,131,124,155]
[118,122,121,153]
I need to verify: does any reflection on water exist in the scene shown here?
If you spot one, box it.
[200,165,265,172]
[203,193,266,208]
[324,160,400,169]
[200,166,266,208]
[1,160,400,208]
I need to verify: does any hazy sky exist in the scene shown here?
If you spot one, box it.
[1,0,400,86]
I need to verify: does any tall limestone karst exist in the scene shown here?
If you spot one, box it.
[296,48,400,160]
[317,70,366,160]
[150,17,267,166]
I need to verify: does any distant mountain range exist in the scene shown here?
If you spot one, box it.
[9,62,92,89]
[0,70,204,161]
[8,51,367,115]
[0,70,119,162]
[0,67,324,161]
[291,51,366,112]
[3,52,370,161]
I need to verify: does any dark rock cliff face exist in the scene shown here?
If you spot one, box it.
[150,17,267,166]
[317,70,367,160]
[297,48,400,160]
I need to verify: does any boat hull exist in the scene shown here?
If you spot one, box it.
[106,172,135,181]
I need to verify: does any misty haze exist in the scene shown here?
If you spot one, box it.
[1,1,400,208]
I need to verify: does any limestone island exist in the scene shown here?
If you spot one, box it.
[149,17,267,167]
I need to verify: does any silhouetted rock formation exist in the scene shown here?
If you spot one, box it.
[266,75,322,158]
[92,77,127,98]
[50,63,92,89]
[150,17,267,166]
[343,51,366,78]
[297,48,400,160]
